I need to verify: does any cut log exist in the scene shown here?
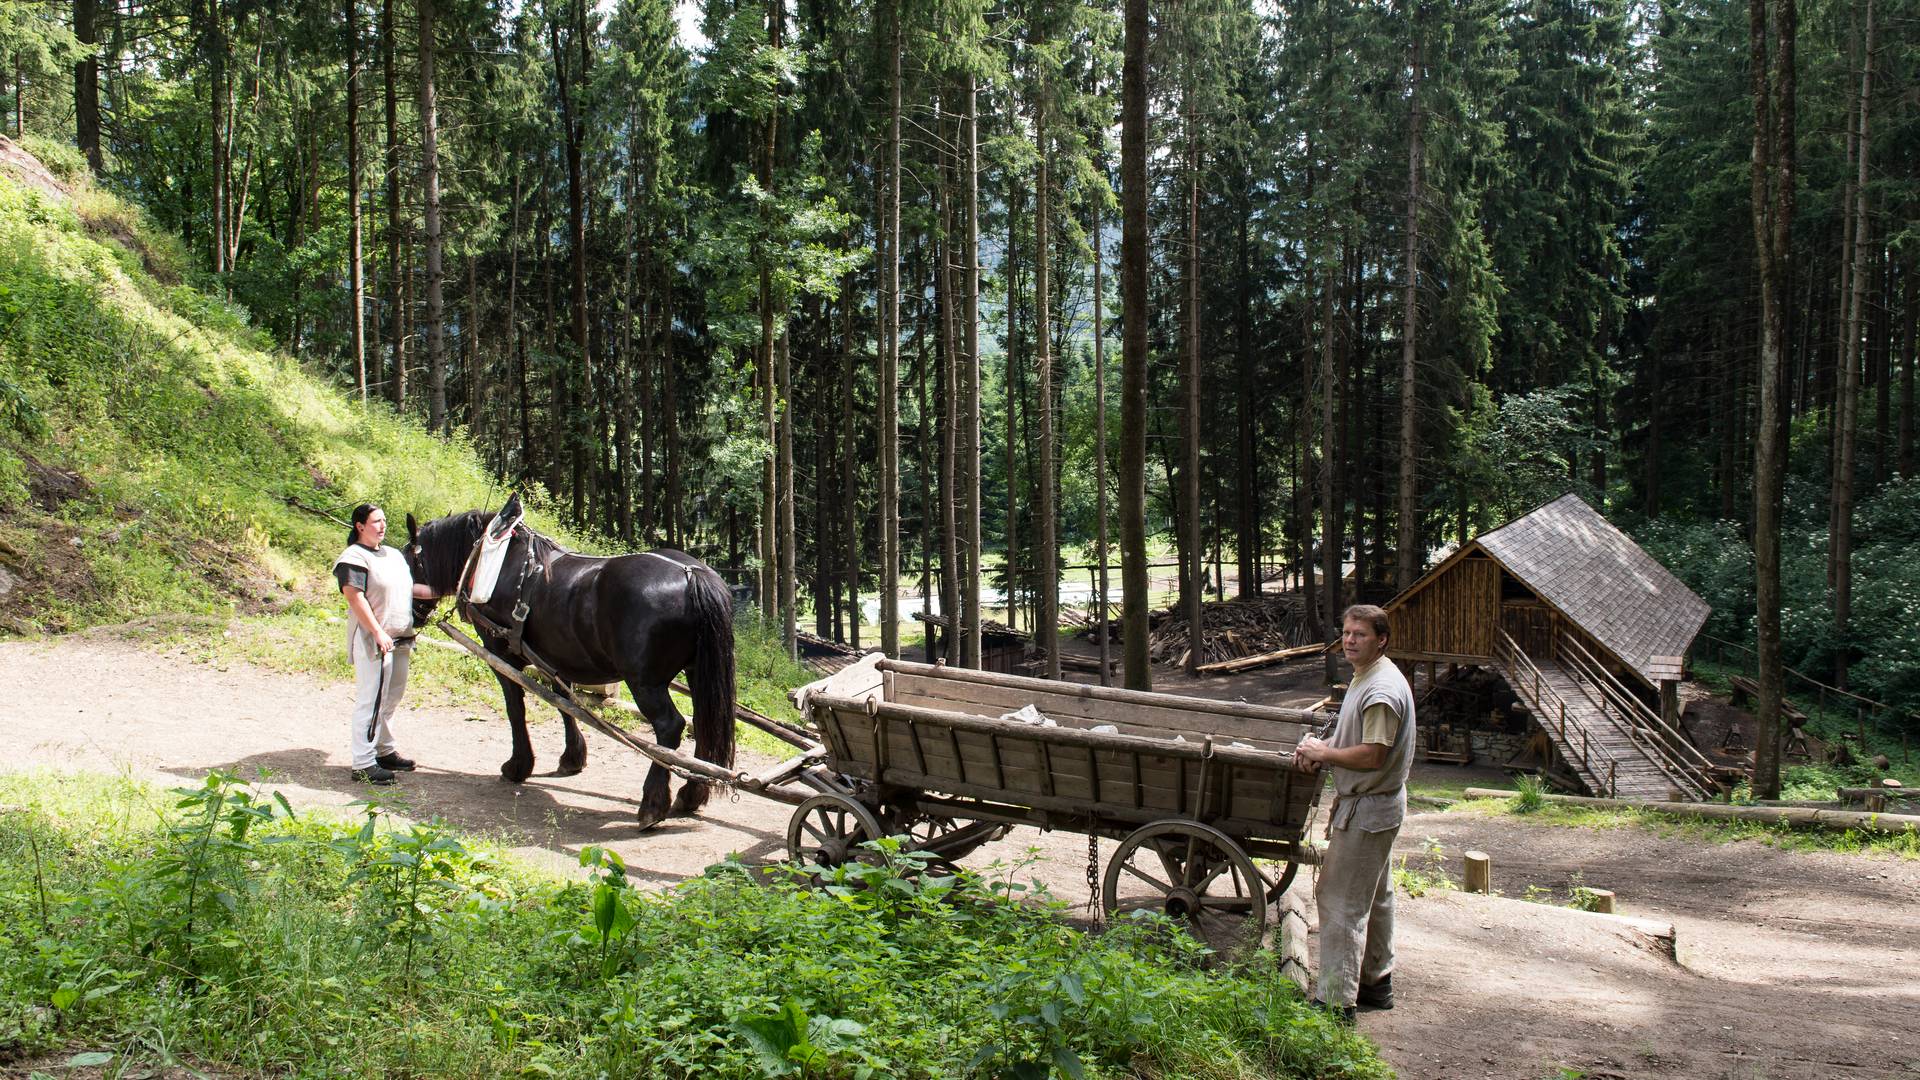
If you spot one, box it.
[1583,888,1616,914]
[1196,641,1328,676]
[1464,850,1490,894]
[1461,787,1920,834]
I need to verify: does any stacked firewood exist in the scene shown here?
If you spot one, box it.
[1145,593,1319,668]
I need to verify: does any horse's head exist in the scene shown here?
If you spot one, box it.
[404,510,488,626]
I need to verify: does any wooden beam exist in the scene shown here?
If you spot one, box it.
[1460,787,1920,834]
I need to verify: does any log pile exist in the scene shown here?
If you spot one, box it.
[1145,593,1320,669]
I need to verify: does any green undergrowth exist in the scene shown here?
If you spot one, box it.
[0,770,1387,1080]
[0,170,588,636]
[1454,795,1920,858]
[1690,658,1920,792]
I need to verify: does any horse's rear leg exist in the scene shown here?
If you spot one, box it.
[630,683,685,830]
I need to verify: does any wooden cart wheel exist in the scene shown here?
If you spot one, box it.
[1103,820,1269,949]
[786,794,884,868]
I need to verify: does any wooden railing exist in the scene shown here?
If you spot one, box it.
[1553,633,1716,800]
[1494,628,1620,797]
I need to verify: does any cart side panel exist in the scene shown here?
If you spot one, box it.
[888,672,1309,753]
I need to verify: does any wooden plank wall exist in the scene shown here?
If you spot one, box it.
[816,704,1320,837]
[1390,555,1499,659]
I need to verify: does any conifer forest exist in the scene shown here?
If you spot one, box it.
[4,0,1918,797]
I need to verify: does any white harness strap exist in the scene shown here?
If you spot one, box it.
[641,550,697,580]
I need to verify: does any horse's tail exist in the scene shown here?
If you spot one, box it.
[686,566,736,770]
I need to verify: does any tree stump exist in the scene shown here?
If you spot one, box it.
[1464,850,1490,894]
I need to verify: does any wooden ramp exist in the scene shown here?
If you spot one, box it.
[1495,632,1713,802]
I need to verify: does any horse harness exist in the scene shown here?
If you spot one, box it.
[454,527,696,693]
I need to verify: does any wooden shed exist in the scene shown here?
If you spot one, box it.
[1384,494,1717,800]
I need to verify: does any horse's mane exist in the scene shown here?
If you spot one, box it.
[414,510,489,593]
[416,509,573,595]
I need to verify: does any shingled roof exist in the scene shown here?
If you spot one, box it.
[1476,493,1709,686]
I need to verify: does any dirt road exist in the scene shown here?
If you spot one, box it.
[2,634,1915,1080]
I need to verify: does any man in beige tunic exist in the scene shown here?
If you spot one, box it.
[1294,603,1416,1021]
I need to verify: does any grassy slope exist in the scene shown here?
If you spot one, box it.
[0,157,813,743]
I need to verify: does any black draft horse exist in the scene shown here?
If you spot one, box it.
[405,510,736,830]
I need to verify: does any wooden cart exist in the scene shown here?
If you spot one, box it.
[791,655,1326,946]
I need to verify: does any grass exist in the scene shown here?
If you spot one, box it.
[0,769,1390,1080]
[0,170,594,638]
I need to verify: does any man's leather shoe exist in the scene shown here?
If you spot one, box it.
[376,752,417,772]
[1357,975,1393,1010]
[352,764,398,786]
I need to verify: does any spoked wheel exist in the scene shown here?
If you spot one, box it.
[1103,820,1269,951]
[785,794,883,869]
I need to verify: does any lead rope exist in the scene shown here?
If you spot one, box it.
[1085,833,1103,926]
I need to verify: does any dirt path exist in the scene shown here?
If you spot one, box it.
[2,635,1915,1080]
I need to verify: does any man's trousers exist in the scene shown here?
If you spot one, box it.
[1314,821,1399,1008]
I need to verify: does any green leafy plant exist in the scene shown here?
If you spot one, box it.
[1513,774,1547,814]
[729,998,869,1078]
[114,769,289,981]
[335,804,473,989]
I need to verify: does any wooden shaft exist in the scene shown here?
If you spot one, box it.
[437,622,752,789]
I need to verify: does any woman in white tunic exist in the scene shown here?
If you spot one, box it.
[334,504,433,784]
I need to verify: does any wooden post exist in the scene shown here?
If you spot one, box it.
[1464,851,1490,894]
[1585,888,1616,914]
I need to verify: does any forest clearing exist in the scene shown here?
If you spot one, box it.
[3,633,1915,1079]
[4,0,1920,1073]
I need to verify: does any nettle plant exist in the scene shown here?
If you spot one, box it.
[332,802,477,988]
[97,770,292,985]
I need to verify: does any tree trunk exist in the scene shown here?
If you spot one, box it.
[209,0,226,277]
[1093,163,1111,686]
[1180,78,1202,678]
[1035,84,1058,680]
[1119,0,1151,690]
[1901,250,1916,478]
[778,330,797,657]
[418,0,445,432]
[382,0,405,411]
[1749,0,1796,801]
[937,110,961,664]
[758,0,782,624]
[1235,196,1256,598]
[507,161,526,475]
[1396,32,1424,592]
[74,0,102,174]
[962,72,982,669]
[346,0,365,400]
[550,3,591,509]
[1320,247,1341,683]
[842,269,862,650]
[880,0,902,657]
[1831,0,1874,691]
[1003,186,1021,634]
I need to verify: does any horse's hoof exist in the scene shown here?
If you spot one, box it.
[671,782,711,816]
[635,805,668,832]
[552,762,585,778]
[500,761,533,784]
